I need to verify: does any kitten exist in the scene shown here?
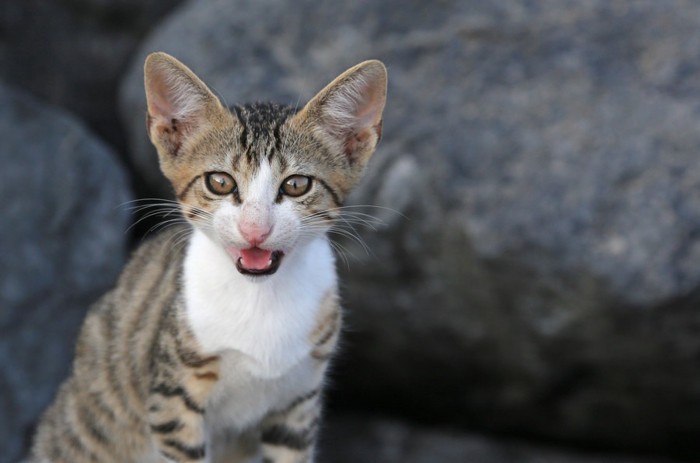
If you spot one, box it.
[29,52,387,463]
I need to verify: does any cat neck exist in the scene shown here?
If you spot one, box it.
[182,227,337,378]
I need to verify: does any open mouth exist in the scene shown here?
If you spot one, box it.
[234,247,284,276]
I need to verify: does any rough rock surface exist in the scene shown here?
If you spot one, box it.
[0,83,132,463]
[319,415,682,463]
[0,0,185,150]
[119,0,700,457]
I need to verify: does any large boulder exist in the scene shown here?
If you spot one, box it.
[320,414,681,463]
[0,84,132,463]
[119,0,700,456]
[0,0,185,151]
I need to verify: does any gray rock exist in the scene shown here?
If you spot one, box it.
[119,0,700,456]
[320,415,681,463]
[0,84,132,463]
[0,0,185,151]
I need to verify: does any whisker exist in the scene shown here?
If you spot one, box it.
[327,239,351,270]
[297,203,393,263]
[327,228,372,255]
[143,218,185,238]
[120,200,204,260]
[167,228,195,256]
[125,205,184,234]
[118,198,182,211]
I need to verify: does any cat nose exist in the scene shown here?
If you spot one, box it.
[238,222,272,247]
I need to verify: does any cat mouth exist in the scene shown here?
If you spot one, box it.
[234,247,284,276]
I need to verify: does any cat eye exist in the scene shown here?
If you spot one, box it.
[280,175,312,197]
[206,172,237,195]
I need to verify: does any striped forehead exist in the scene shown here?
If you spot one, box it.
[231,102,297,170]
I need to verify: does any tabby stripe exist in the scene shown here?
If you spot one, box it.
[261,425,313,450]
[273,122,283,155]
[181,353,218,369]
[240,125,249,150]
[104,303,135,418]
[261,139,271,161]
[276,137,288,171]
[115,247,171,422]
[129,272,179,413]
[105,359,136,420]
[163,439,206,460]
[127,282,165,401]
[86,419,110,446]
[233,105,248,150]
[150,383,205,414]
[64,426,99,461]
[175,337,218,369]
[154,344,177,367]
[65,429,84,454]
[160,450,180,462]
[151,419,184,434]
[105,351,142,422]
[177,175,202,200]
[194,371,219,381]
[77,403,110,447]
[245,144,255,163]
[68,397,110,458]
[311,350,334,361]
[90,318,121,425]
[160,298,181,340]
[121,237,158,292]
[314,330,336,349]
[316,179,342,207]
[266,122,284,162]
[314,319,339,347]
[278,388,320,415]
[89,390,118,425]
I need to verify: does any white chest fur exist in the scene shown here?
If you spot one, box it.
[182,230,336,427]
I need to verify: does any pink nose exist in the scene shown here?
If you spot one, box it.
[238,223,272,247]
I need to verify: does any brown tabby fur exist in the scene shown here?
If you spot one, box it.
[29,53,386,463]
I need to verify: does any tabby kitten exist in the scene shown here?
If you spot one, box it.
[30,52,387,463]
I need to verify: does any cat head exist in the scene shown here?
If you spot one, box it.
[144,52,387,276]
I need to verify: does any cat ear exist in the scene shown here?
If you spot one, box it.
[299,60,387,168]
[144,52,224,158]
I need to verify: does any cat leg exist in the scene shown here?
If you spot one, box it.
[147,345,220,463]
[259,388,323,463]
[147,395,207,463]
[258,290,341,463]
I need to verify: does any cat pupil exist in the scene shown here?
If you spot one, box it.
[282,175,311,197]
[206,172,235,195]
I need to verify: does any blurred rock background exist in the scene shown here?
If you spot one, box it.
[1,0,698,462]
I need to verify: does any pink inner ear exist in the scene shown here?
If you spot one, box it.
[315,69,386,164]
[325,85,383,138]
[360,74,387,117]
[353,98,381,129]
[147,74,179,124]
[145,68,197,156]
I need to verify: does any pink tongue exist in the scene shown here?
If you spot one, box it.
[239,247,273,270]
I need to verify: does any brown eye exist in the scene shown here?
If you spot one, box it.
[281,175,312,197]
[206,172,236,195]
